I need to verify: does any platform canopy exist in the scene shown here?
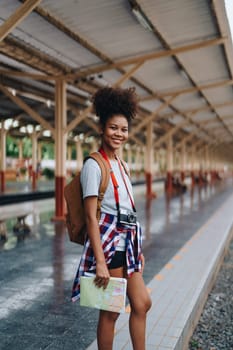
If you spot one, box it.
[0,0,233,159]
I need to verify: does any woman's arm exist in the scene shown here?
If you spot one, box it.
[84,196,110,288]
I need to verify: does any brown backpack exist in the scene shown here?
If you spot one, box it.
[64,152,110,245]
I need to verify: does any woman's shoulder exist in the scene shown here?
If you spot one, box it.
[81,157,102,175]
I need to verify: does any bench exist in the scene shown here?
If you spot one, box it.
[0,211,31,242]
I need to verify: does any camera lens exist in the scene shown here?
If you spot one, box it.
[128,214,135,223]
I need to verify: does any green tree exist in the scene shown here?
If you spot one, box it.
[42,142,54,159]
[6,136,18,157]
[22,137,32,158]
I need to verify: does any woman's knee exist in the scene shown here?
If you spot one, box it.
[99,310,120,323]
[131,294,152,315]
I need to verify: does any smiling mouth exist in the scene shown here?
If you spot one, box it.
[112,138,122,142]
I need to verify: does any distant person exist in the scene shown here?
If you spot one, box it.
[72,86,151,350]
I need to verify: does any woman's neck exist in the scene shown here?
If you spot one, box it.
[100,146,116,160]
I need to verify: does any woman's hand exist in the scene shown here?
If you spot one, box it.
[94,261,110,289]
[84,197,110,289]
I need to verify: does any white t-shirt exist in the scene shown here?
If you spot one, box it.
[80,157,134,216]
[80,157,135,251]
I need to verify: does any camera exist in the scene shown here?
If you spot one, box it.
[118,209,137,225]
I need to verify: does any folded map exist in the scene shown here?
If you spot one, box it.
[80,274,127,313]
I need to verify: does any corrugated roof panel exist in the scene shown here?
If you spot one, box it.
[159,106,176,116]
[177,46,230,83]
[172,93,206,110]
[169,115,185,124]
[101,70,149,97]
[215,105,233,116]
[0,54,42,74]
[0,1,101,68]
[15,78,55,94]
[203,85,233,105]
[42,0,163,59]
[140,0,217,45]
[192,111,215,122]
[139,100,163,112]
[134,57,191,92]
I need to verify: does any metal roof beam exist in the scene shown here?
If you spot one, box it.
[0,84,54,134]
[154,121,189,148]
[140,79,233,101]
[65,64,146,134]
[174,133,195,151]
[113,61,145,87]
[64,37,225,81]
[0,0,42,42]
[128,95,178,140]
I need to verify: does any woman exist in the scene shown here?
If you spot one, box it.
[72,86,151,350]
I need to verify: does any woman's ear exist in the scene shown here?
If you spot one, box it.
[99,126,104,135]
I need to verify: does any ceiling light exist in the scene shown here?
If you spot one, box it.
[131,7,153,32]
[27,124,34,134]
[10,88,16,96]
[19,126,27,133]
[5,118,13,129]
[12,120,19,128]
[35,125,41,131]
[46,99,51,108]
[85,100,91,106]
[43,130,51,137]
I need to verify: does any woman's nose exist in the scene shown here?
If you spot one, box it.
[115,129,122,136]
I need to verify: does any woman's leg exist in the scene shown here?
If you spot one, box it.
[97,266,124,350]
[127,272,152,350]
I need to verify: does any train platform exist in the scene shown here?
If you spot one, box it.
[0,179,233,350]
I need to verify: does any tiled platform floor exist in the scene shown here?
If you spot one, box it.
[0,179,233,350]
[87,191,233,350]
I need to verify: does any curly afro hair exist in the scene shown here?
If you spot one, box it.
[92,86,138,127]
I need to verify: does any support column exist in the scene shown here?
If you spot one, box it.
[67,144,72,177]
[54,80,67,220]
[31,131,37,190]
[0,121,6,193]
[198,147,204,186]
[37,141,42,179]
[118,146,123,159]
[205,145,210,183]
[190,145,196,188]
[145,121,156,198]
[18,138,23,159]
[210,148,216,183]
[67,145,72,161]
[165,134,173,194]
[135,146,141,179]
[180,141,186,182]
[37,141,42,162]
[76,139,83,172]
[127,145,132,169]
[91,138,98,153]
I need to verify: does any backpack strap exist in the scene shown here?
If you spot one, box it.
[87,152,110,220]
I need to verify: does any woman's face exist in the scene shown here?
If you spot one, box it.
[101,114,129,153]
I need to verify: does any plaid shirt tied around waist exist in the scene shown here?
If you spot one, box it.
[71,212,143,302]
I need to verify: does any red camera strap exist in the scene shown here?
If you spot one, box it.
[99,148,136,213]
[115,156,136,212]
